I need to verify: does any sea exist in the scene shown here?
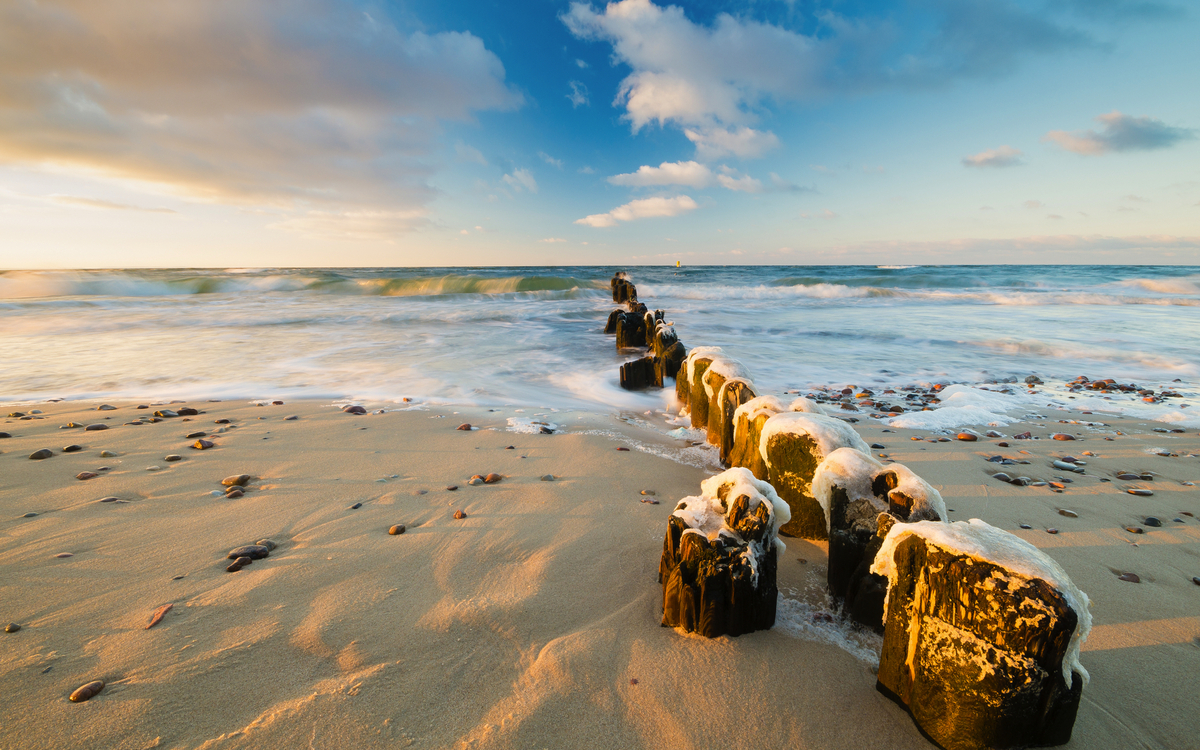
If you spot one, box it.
[3,265,1199,429]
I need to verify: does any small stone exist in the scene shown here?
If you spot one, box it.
[1144,517,1162,527]
[640,490,656,496]
[985,430,1003,438]
[284,415,298,421]
[54,552,73,558]
[1058,509,1078,518]
[97,404,116,411]
[1046,528,1059,535]
[616,446,630,451]
[539,426,554,434]
[255,539,277,551]
[956,433,978,442]
[540,475,554,481]
[1127,488,1153,496]
[1051,433,1076,441]
[996,441,1009,447]
[192,439,214,450]
[154,410,178,418]
[1116,472,1139,480]
[186,432,206,439]
[1124,526,1144,534]
[214,418,231,424]
[69,680,105,702]
[61,444,82,453]
[99,450,116,457]
[164,454,181,462]
[484,473,502,484]
[453,510,467,519]
[84,423,109,431]
[178,407,199,416]
[388,524,406,535]
[7,412,24,417]
[349,502,362,509]
[446,485,458,491]
[870,443,885,450]
[272,400,284,406]
[640,498,660,504]
[20,512,38,518]
[1139,474,1154,481]
[29,449,53,460]
[226,561,245,573]
[467,477,483,486]
[991,472,1013,483]
[0,431,11,437]
[221,474,251,487]
[1118,572,1141,583]
[343,405,367,414]
[146,466,162,472]
[506,446,515,450]
[456,423,472,430]
[224,488,244,498]
[1193,577,1200,586]
[1013,432,1032,440]
[1019,524,1032,529]
[227,545,269,560]
[99,497,118,503]
[4,623,19,633]
[76,471,98,480]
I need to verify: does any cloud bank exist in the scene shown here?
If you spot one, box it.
[575,195,697,227]
[0,0,521,234]
[1044,111,1195,155]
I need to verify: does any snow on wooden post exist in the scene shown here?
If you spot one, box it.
[871,519,1091,750]
[659,468,791,638]
[759,412,871,539]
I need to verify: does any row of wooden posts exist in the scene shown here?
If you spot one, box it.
[603,272,1088,750]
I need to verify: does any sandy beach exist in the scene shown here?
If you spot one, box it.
[2,397,1197,750]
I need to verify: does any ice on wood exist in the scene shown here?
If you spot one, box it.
[870,519,1091,750]
[757,412,872,538]
[811,447,887,534]
[659,468,790,638]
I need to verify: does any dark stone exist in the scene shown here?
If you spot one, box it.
[69,680,105,702]
[255,539,277,551]
[456,423,472,431]
[871,443,885,450]
[84,424,108,431]
[0,432,10,438]
[227,545,270,560]
[61,444,84,453]
[453,509,467,519]
[154,410,178,418]
[4,623,20,633]
[1118,572,1140,583]
[192,439,214,450]
[221,474,251,487]
[1127,488,1153,496]
[214,418,231,424]
[389,524,406,535]
[224,488,244,498]
[343,405,367,414]
[29,449,53,460]
[619,356,657,390]
[349,502,362,509]
[76,471,98,480]
[1143,517,1162,527]
[177,407,199,416]
[186,431,206,438]
[877,534,1085,750]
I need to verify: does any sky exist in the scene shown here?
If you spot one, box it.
[0,0,1198,268]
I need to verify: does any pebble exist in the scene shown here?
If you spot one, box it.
[1046,528,1059,535]
[456,423,472,430]
[99,497,118,503]
[1144,517,1162,527]
[222,474,251,487]
[84,424,108,431]
[61,444,82,453]
[0,431,10,438]
[1127,488,1154,496]
[99,450,116,457]
[955,433,978,442]
[155,410,178,418]
[178,407,199,416]
[1051,434,1076,441]
[640,490,656,496]
[186,431,207,439]
[870,443,885,450]
[539,426,554,434]
[164,454,181,462]
[991,472,1013,483]
[349,502,362,509]
[484,473,502,484]
[506,446,515,450]
[227,545,270,560]
[1019,524,1033,529]
[224,488,244,498]
[616,447,630,451]
[540,475,554,481]
[1124,526,1144,534]
[226,560,246,573]
[29,449,53,460]
[1052,460,1084,473]
[21,512,38,518]
[997,441,1009,447]
[641,498,660,504]
[214,418,231,424]
[7,412,24,417]
[284,415,298,421]
[985,430,1003,438]
[1116,473,1139,480]
[54,552,73,558]
[468,477,483,486]
[388,525,406,535]
[97,404,116,411]
[446,485,458,491]
[1058,509,1078,518]
[192,439,214,450]
[209,491,224,497]
[256,539,277,551]
[69,680,105,702]
[1117,573,1141,583]
[4,623,20,633]
[146,466,162,472]
[1013,432,1032,440]
[453,510,467,519]
[343,405,367,414]
[76,471,98,480]
[1193,577,1200,586]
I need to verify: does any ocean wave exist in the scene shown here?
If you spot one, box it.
[0,271,606,300]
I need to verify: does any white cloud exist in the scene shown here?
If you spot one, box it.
[608,161,713,188]
[578,165,596,174]
[716,171,763,193]
[539,237,567,242]
[576,58,589,68]
[1044,111,1195,155]
[539,152,564,169]
[962,145,1024,168]
[501,168,538,193]
[567,80,590,108]
[684,126,779,160]
[575,195,697,227]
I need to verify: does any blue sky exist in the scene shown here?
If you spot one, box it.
[0,0,1197,267]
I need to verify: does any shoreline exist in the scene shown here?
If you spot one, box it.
[2,397,1199,749]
